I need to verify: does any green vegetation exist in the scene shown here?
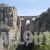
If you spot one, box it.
[33,31,50,50]
[9,45,18,50]
[0,25,10,32]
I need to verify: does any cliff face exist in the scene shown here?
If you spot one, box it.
[0,4,21,49]
[8,16,21,50]
[26,8,50,32]
[34,8,50,32]
[0,3,21,37]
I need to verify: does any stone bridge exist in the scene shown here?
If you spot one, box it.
[20,16,40,34]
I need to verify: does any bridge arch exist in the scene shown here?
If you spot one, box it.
[19,16,39,34]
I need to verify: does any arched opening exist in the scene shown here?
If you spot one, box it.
[32,18,35,21]
[21,18,24,20]
[26,20,30,26]
[26,20,30,30]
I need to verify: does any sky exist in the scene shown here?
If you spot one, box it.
[0,0,50,16]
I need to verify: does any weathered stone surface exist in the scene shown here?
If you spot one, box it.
[0,4,21,50]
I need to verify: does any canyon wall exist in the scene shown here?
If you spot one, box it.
[0,4,21,50]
